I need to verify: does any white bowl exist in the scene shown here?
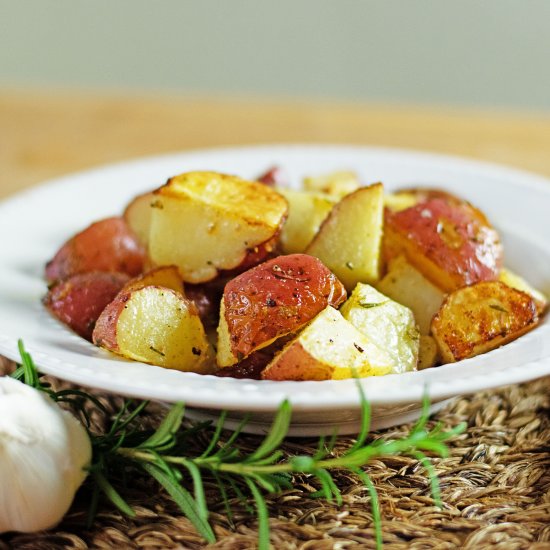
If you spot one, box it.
[0,145,549,435]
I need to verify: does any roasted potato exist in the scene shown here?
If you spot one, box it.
[306,183,385,290]
[499,267,547,314]
[262,306,394,381]
[93,286,213,372]
[122,265,184,295]
[431,281,539,363]
[376,255,446,335]
[278,189,336,254]
[148,172,288,284]
[44,271,130,341]
[45,217,147,284]
[384,197,503,292]
[217,254,347,367]
[123,192,154,248]
[417,335,439,370]
[303,170,361,198]
[256,166,287,187]
[340,283,419,373]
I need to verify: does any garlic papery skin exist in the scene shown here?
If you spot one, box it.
[0,376,92,533]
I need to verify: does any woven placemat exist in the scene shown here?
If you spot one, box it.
[1,355,549,550]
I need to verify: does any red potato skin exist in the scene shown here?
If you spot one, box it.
[384,198,503,291]
[45,217,147,284]
[43,271,130,341]
[222,254,347,360]
[256,166,287,187]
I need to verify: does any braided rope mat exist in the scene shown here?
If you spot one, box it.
[1,355,549,550]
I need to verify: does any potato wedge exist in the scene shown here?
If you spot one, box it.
[376,255,446,335]
[44,271,130,341]
[431,281,539,363]
[278,189,336,253]
[303,170,361,198]
[306,183,384,290]
[123,192,154,248]
[45,217,147,284]
[148,172,288,283]
[262,306,394,381]
[93,286,213,372]
[417,335,439,370]
[217,254,347,367]
[340,283,419,373]
[123,265,184,295]
[384,197,503,292]
[499,268,547,314]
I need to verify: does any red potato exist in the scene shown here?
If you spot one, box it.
[256,166,287,187]
[217,254,347,367]
[123,192,154,247]
[45,217,147,284]
[123,265,184,295]
[384,197,503,292]
[43,271,130,341]
[431,281,539,362]
[148,172,288,284]
[93,286,213,373]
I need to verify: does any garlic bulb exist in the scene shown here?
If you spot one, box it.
[0,376,92,533]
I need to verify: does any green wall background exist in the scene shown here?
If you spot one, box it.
[2,0,549,111]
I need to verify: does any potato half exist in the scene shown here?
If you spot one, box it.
[306,183,385,291]
[384,197,503,292]
[93,286,213,373]
[431,281,539,363]
[340,283,419,374]
[262,306,394,381]
[148,172,288,283]
[377,255,446,335]
[278,189,336,254]
[217,254,347,367]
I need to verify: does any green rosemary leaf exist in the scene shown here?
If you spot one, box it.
[249,473,278,493]
[109,400,149,436]
[54,388,109,414]
[410,391,431,436]
[200,410,228,458]
[213,414,250,459]
[412,450,442,508]
[227,476,255,515]
[315,469,342,505]
[141,462,216,543]
[140,402,185,450]
[348,380,371,453]
[86,480,101,529]
[245,478,270,550]
[352,468,382,550]
[182,460,209,522]
[245,400,291,462]
[17,340,39,388]
[93,471,136,518]
[9,365,25,381]
[212,471,235,527]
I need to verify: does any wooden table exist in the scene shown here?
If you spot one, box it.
[2,89,550,198]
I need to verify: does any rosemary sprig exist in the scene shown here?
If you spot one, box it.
[13,340,465,549]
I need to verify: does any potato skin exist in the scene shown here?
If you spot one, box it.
[384,197,503,292]
[93,286,213,372]
[431,281,539,362]
[45,217,147,284]
[43,271,130,341]
[219,254,347,365]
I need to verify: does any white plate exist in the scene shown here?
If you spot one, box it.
[1,145,549,435]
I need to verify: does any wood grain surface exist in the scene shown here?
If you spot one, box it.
[1,89,550,200]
